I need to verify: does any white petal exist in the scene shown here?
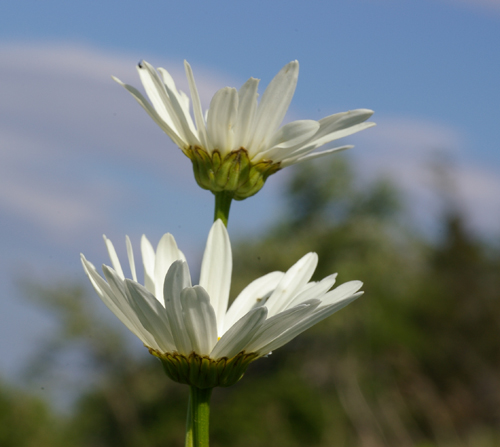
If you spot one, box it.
[256,120,319,162]
[315,109,374,142]
[319,281,364,308]
[81,256,158,348]
[103,235,124,280]
[234,77,259,150]
[154,233,184,304]
[137,61,190,143]
[177,249,187,263]
[177,89,192,117]
[125,279,176,352]
[311,122,376,149]
[223,271,285,332]
[305,109,374,150]
[184,61,209,149]
[199,220,232,335]
[101,264,160,349]
[265,252,318,317]
[157,66,193,121]
[206,87,238,155]
[112,76,186,148]
[279,109,375,167]
[141,235,156,294]
[269,120,319,148]
[248,61,299,152]
[211,307,268,359]
[102,264,129,304]
[136,62,173,122]
[280,145,353,168]
[163,261,193,355]
[125,236,137,282]
[285,273,338,309]
[157,66,200,146]
[244,300,320,353]
[181,286,218,356]
[256,293,362,355]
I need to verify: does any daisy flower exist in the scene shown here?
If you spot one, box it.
[81,220,363,388]
[113,61,374,200]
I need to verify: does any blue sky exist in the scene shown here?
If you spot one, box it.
[0,0,499,384]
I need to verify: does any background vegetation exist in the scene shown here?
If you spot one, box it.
[4,156,499,446]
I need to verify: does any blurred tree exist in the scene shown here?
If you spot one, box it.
[10,154,500,447]
[21,281,189,446]
[228,156,500,447]
[0,379,66,447]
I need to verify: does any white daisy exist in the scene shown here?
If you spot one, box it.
[113,61,375,200]
[81,220,362,388]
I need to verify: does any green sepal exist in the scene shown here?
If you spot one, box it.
[187,146,215,189]
[150,349,259,389]
[235,160,281,199]
[184,146,281,200]
[214,151,238,190]
[211,150,222,173]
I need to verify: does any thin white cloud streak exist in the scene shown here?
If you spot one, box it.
[0,41,289,278]
[353,117,500,236]
[0,129,114,234]
[0,42,236,244]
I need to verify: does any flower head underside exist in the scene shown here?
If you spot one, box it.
[81,220,363,387]
[113,61,375,200]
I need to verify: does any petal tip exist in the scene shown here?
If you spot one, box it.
[213,218,226,229]
[111,75,124,85]
[286,60,299,72]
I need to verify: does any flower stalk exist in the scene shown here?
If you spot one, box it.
[214,191,232,227]
[186,183,231,447]
[184,189,228,447]
[187,386,212,447]
[187,170,232,447]
[185,397,193,447]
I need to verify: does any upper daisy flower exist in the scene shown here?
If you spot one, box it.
[81,220,363,388]
[113,60,375,200]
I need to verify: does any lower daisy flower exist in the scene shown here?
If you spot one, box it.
[81,220,363,388]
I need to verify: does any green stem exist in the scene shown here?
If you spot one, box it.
[187,386,212,447]
[214,191,233,227]
[185,393,193,447]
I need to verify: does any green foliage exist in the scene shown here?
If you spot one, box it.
[0,381,67,447]
[7,155,500,446]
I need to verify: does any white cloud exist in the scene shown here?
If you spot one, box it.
[0,42,240,243]
[454,165,500,233]
[352,117,500,236]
